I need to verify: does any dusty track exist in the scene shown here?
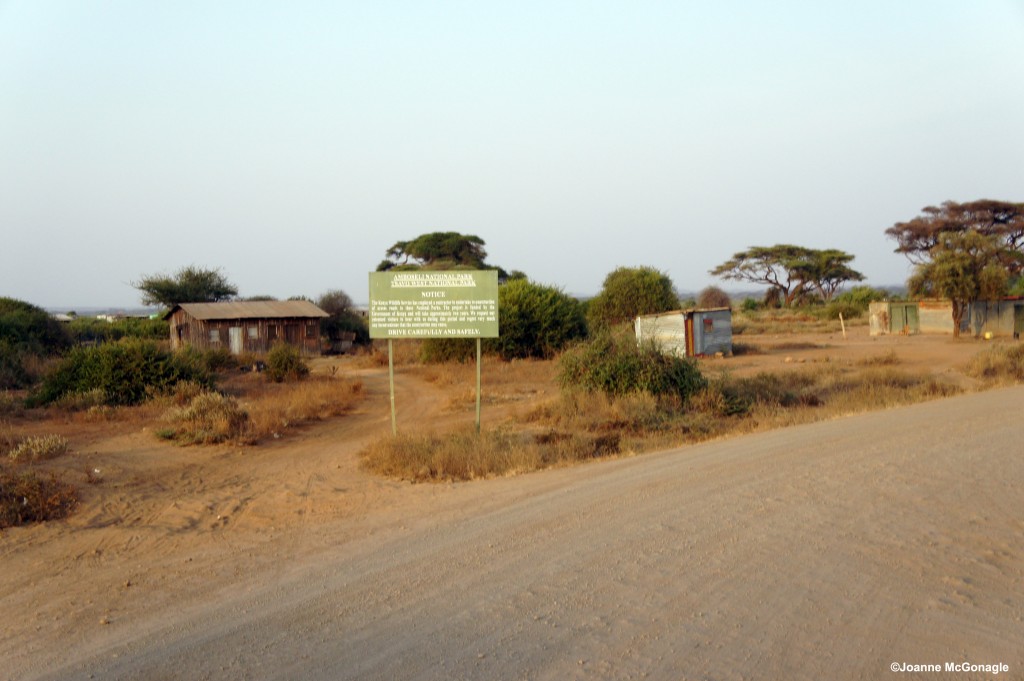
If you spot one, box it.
[9,384,1023,680]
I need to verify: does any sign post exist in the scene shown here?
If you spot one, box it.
[369,271,500,434]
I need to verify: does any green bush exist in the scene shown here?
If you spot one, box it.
[420,279,587,363]
[0,297,71,356]
[558,331,707,400]
[31,339,211,406]
[487,278,587,360]
[265,342,309,382]
[823,286,888,319]
[420,338,476,363]
[178,346,237,373]
[67,317,168,344]
[0,298,71,389]
[587,266,678,329]
[0,339,32,390]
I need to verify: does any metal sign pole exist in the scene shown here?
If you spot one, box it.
[388,339,397,436]
[475,337,482,434]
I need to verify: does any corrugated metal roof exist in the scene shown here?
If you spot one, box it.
[165,300,329,320]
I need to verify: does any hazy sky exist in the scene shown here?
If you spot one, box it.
[2,1,1023,309]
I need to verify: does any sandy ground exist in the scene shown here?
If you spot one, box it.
[1,328,1020,679]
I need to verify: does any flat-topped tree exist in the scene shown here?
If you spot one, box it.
[378,232,488,271]
[133,266,238,309]
[885,199,1024,271]
[711,245,863,307]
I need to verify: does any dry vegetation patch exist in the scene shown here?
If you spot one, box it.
[0,467,78,529]
[361,349,969,482]
[158,375,365,445]
[965,343,1024,383]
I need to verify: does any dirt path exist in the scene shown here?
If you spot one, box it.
[0,366,468,676]
[8,384,1023,680]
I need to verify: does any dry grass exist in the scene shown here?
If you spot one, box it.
[351,340,424,369]
[0,466,78,529]
[732,308,867,335]
[242,376,364,441]
[856,349,901,366]
[361,361,964,482]
[965,343,1024,383]
[7,434,70,462]
[361,424,621,482]
[158,375,365,445]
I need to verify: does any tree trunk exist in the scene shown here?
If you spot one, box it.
[951,301,965,338]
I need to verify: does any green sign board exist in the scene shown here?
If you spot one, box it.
[368,270,500,339]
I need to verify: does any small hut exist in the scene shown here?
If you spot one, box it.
[163,301,329,356]
[634,308,733,358]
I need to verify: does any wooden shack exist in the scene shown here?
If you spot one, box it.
[163,301,329,357]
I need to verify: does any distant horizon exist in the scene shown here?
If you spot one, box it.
[39,283,913,315]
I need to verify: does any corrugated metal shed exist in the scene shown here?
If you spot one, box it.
[634,308,732,358]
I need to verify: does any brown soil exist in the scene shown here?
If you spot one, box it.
[0,327,1014,678]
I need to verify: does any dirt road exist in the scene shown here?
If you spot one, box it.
[15,384,1022,681]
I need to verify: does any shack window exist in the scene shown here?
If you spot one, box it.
[268,325,279,341]
[703,318,714,331]
[247,326,259,340]
[306,323,317,338]
[209,328,220,343]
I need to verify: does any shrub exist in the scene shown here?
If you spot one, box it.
[697,286,732,309]
[740,297,760,312]
[179,346,237,373]
[0,469,78,528]
[0,339,32,390]
[824,286,888,320]
[31,339,211,406]
[160,390,249,444]
[587,266,678,329]
[67,317,168,344]
[317,289,370,346]
[558,331,707,400]
[0,297,71,356]
[264,342,309,382]
[0,390,22,416]
[487,278,587,360]
[8,434,70,462]
[419,280,587,363]
[420,338,476,364]
[0,298,72,389]
[52,388,108,411]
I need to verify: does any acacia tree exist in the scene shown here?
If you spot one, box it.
[885,199,1024,271]
[710,245,862,306]
[378,232,489,271]
[133,266,237,308]
[908,231,1021,337]
[794,249,865,302]
[587,266,678,327]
